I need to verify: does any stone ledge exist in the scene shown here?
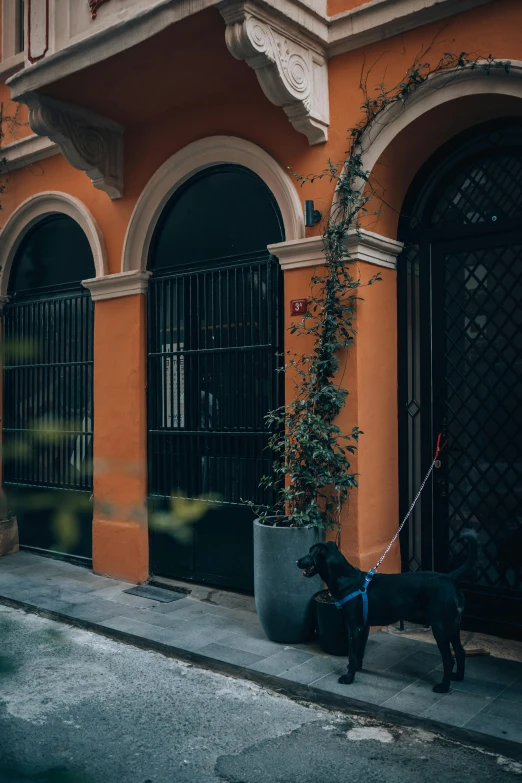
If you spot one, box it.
[82,270,152,301]
[269,229,403,271]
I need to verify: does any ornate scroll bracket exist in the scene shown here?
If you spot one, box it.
[20,92,124,199]
[219,1,329,145]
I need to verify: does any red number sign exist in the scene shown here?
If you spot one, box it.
[290,299,308,316]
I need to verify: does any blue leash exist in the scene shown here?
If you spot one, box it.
[334,569,375,624]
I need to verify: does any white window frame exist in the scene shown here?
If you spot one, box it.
[1,0,25,79]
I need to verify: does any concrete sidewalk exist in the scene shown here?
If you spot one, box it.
[1,550,521,754]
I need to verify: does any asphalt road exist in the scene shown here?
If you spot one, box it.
[0,604,520,783]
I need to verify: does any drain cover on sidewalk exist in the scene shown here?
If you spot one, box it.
[123,585,186,603]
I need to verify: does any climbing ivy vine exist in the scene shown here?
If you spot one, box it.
[255,53,509,530]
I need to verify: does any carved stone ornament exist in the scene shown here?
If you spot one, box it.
[21,92,124,199]
[89,0,111,19]
[219,2,329,145]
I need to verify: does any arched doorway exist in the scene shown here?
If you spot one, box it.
[2,214,95,560]
[147,163,285,590]
[398,120,522,639]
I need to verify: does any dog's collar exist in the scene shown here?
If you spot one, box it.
[334,569,375,625]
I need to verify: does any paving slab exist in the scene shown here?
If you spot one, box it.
[312,667,416,706]
[421,689,495,727]
[247,648,315,676]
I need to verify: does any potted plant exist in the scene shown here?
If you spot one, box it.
[313,590,349,656]
[252,146,369,643]
[253,52,480,646]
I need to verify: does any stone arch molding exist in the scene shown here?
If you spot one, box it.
[0,191,108,300]
[122,135,304,274]
[270,61,522,274]
[359,59,522,185]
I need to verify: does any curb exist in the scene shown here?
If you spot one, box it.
[2,594,522,763]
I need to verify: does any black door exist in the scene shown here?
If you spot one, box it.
[147,164,284,591]
[2,215,95,561]
[398,121,522,639]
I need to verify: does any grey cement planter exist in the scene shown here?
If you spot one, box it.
[253,519,323,643]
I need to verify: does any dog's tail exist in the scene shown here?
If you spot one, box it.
[448,530,479,582]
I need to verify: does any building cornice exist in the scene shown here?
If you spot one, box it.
[82,270,152,301]
[328,0,494,57]
[6,0,494,101]
[268,229,403,271]
[0,134,59,171]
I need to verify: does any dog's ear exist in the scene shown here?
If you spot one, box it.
[323,541,342,566]
[309,542,328,558]
[325,542,339,554]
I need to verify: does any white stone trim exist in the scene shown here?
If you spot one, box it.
[82,270,151,301]
[328,0,493,57]
[122,135,304,273]
[0,51,24,80]
[0,191,108,297]
[359,60,522,181]
[1,0,25,63]
[269,229,403,271]
[268,235,324,270]
[0,134,59,171]
[346,229,403,268]
[220,1,329,145]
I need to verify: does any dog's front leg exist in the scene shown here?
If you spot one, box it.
[356,625,370,670]
[338,622,360,685]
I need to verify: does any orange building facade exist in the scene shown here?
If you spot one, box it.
[0,0,520,638]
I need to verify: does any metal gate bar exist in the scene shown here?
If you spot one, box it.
[147,254,282,508]
[3,290,94,492]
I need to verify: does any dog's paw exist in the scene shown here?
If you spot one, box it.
[432,682,450,694]
[451,672,464,681]
[338,673,355,685]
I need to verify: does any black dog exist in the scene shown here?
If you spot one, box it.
[296,531,478,693]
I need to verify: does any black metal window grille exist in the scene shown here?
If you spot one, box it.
[2,290,94,492]
[147,253,282,508]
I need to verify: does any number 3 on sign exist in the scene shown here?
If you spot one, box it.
[290,299,308,315]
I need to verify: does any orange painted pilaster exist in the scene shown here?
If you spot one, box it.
[351,264,400,574]
[283,259,399,574]
[92,294,148,583]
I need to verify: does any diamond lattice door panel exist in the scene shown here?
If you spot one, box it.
[439,241,522,592]
[398,122,522,639]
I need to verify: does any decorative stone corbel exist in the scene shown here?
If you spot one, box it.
[219,1,329,145]
[20,92,124,199]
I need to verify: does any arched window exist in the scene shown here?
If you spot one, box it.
[8,214,95,296]
[149,164,284,272]
[3,214,95,559]
[147,164,284,591]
